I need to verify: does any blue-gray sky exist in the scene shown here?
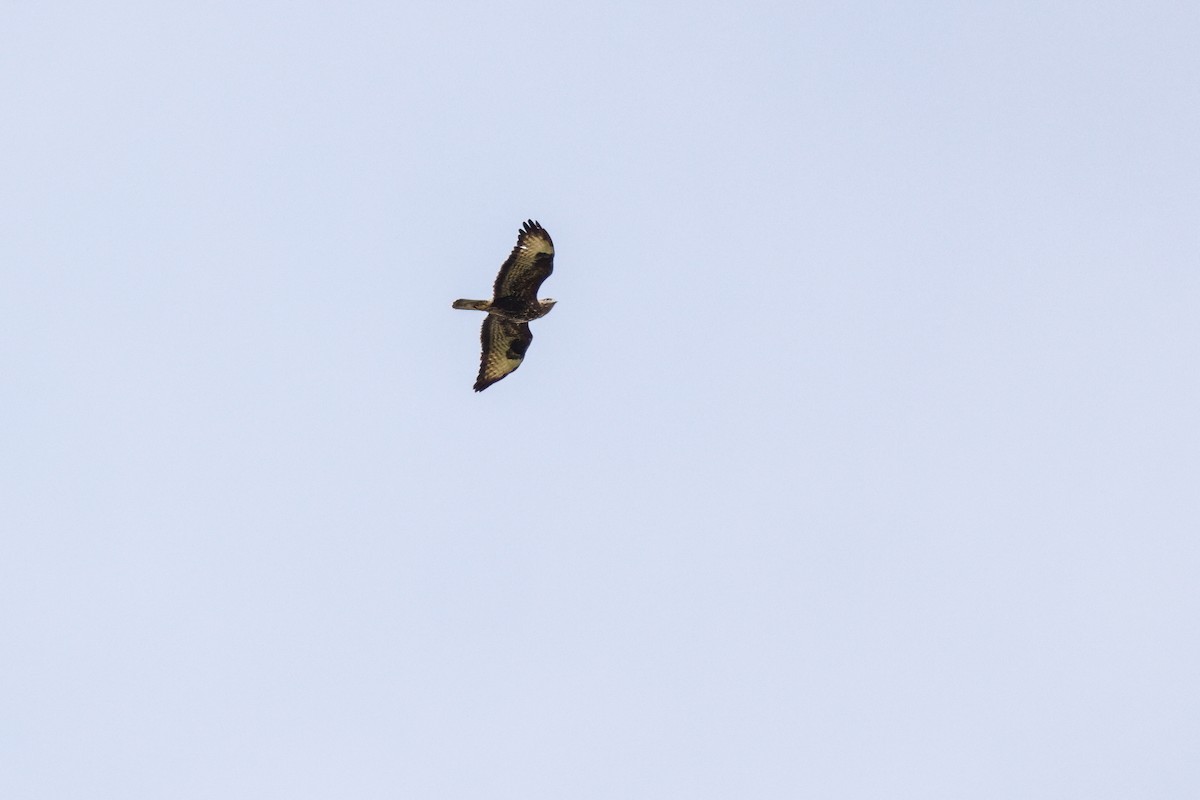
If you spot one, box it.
[3,2,1198,797]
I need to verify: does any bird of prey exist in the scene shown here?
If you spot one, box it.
[452,219,556,391]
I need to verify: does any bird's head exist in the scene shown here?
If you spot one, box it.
[540,298,557,313]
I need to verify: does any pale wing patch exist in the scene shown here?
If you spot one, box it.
[516,228,554,258]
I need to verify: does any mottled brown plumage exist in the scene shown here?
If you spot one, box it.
[452,220,556,391]
[476,316,533,392]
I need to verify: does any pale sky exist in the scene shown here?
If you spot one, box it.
[2,2,1198,798]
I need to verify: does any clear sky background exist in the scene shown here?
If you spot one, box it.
[2,2,1198,798]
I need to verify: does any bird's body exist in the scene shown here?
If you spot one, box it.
[452,220,556,391]
[450,296,555,322]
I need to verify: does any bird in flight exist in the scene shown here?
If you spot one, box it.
[452,220,556,391]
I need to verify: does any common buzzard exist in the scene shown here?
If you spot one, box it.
[452,220,556,391]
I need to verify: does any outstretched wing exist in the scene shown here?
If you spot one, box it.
[492,220,554,302]
[475,316,533,391]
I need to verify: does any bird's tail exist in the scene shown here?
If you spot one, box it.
[452,299,491,311]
